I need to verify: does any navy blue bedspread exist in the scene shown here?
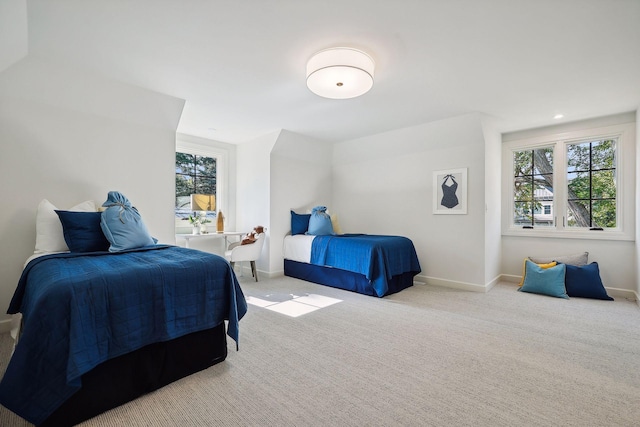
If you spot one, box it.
[310,234,421,297]
[0,245,247,425]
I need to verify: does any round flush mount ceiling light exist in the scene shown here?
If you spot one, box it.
[306,47,375,99]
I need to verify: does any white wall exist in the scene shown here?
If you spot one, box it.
[502,237,635,292]
[636,110,640,299]
[482,117,502,286]
[234,129,333,277]
[270,130,333,275]
[332,113,489,289]
[235,131,279,274]
[0,0,27,73]
[501,112,637,296]
[0,56,183,326]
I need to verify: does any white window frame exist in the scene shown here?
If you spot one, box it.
[502,122,635,241]
[176,134,230,232]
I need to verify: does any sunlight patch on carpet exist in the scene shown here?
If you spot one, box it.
[246,293,342,317]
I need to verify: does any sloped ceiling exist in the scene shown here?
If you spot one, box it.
[24,0,640,143]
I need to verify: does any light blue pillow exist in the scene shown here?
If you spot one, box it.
[306,206,334,236]
[100,191,155,252]
[518,260,568,299]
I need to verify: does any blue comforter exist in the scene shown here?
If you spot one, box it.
[0,245,247,425]
[310,234,421,297]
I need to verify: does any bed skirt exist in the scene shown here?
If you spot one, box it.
[284,259,414,297]
[39,322,228,427]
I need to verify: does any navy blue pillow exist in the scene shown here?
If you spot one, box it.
[564,262,613,300]
[55,210,110,252]
[291,211,311,235]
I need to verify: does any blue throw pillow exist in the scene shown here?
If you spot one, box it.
[100,191,156,252]
[564,262,613,300]
[306,206,334,236]
[55,210,110,252]
[291,210,311,235]
[519,260,568,299]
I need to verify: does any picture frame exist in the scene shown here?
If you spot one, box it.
[433,168,467,214]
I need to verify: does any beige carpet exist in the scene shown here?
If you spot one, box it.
[1,276,639,426]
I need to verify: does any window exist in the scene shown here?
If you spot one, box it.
[566,139,616,228]
[512,146,554,227]
[175,133,231,233]
[175,152,217,223]
[502,122,634,240]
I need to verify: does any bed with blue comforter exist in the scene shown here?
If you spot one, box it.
[284,234,421,297]
[0,245,247,426]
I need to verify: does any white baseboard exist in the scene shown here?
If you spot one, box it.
[605,286,638,302]
[234,264,283,280]
[267,269,285,278]
[496,275,639,305]
[500,274,522,284]
[252,268,640,306]
[414,274,493,293]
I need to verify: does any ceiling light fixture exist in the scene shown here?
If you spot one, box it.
[306,47,375,99]
[553,114,564,120]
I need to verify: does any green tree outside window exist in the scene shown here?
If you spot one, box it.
[175,152,217,220]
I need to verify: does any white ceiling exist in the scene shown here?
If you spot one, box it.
[26,0,640,144]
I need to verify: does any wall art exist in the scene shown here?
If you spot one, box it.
[433,168,467,214]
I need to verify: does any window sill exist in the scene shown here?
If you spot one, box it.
[502,227,634,241]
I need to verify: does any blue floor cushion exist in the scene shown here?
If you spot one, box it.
[564,262,613,300]
[519,260,568,299]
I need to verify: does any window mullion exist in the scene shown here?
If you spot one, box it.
[555,142,567,231]
[530,150,535,227]
[589,143,593,226]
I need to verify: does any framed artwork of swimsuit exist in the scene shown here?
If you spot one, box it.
[433,168,467,214]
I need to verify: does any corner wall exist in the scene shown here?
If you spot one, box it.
[235,131,279,274]
[235,129,333,277]
[482,117,502,287]
[270,130,333,275]
[636,109,640,300]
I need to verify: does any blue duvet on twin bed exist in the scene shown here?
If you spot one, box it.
[0,245,247,425]
[310,234,421,297]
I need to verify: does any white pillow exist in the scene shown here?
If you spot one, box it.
[34,199,96,253]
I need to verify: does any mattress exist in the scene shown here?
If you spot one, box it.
[283,234,316,263]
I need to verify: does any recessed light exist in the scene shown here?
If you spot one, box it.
[553,114,564,120]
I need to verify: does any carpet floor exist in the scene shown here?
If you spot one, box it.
[1,276,639,426]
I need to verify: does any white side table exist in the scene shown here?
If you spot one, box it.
[177,231,244,249]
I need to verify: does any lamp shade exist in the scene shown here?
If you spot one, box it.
[190,194,216,211]
[306,47,375,99]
